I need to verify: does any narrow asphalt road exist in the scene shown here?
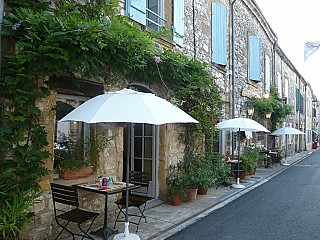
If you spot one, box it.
[166,151,320,240]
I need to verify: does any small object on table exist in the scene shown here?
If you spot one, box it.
[108,177,113,186]
[102,178,108,186]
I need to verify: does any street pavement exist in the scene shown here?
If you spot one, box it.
[65,148,318,240]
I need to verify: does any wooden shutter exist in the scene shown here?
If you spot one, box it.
[211,2,227,65]
[126,0,146,26]
[173,0,185,47]
[249,36,261,81]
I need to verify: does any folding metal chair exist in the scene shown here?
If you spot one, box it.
[51,183,100,240]
[113,171,152,232]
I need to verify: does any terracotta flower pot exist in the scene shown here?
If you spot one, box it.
[239,171,246,180]
[59,166,93,180]
[171,194,182,206]
[197,188,208,195]
[187,188,197,202]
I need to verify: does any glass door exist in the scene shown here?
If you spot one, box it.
[124,123,157,197]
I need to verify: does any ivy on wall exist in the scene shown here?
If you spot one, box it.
[249,85,293,131]
[0,0,221,237]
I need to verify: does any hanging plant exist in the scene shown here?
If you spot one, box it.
[249,85,293,130]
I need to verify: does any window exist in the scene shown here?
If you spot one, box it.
[265,55,271,92]
[54,94,89,171]
[211,2,226,65]
[284,78,289,99]
[126,0,166,32]
[277,72,282,97]
[126,0,185,45]
[249,36,261,81]
[147,0,165,32]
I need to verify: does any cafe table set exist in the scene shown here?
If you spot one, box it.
[73,179,140,239]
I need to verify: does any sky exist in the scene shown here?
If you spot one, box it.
[254,0,320,98]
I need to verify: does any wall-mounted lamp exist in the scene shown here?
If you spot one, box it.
[265,112,272,119]
[263,92,270,99]
[247,106,255,116]
[242,101,255,117]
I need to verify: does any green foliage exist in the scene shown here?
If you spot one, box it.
[249,85,293,130]
[166,162,187,199]
[196,152,225,190]
[240,145,261,173]
[0,187,40,239]
[1,0,221,236]
[181,152,226,190]
[167,152,231,194]
[55,133,110,171]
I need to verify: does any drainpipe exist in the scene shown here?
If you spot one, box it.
[230,0,237,156]
[231,0,237,119]
[304,84,307,151]
[272,40,277,149]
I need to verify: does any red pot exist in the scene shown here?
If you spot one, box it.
[171,194,182,206]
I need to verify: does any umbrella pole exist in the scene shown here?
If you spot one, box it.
[113,123,140,240]
[282,134,289,166]
[232,128,245,189]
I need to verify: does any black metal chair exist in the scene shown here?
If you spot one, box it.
[113,171,152,232]
[269,150,282,165]
[50,183,100,240]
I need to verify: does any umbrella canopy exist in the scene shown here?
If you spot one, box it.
[59,88,198,239]
[270,127,304,166]
[270,127,304,136]
[60,88,198,124]
[216,117,270,133]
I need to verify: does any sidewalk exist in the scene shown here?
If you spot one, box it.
[71,149,318,240]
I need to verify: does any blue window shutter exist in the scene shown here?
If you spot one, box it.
[296,88,300,110]
[126,0,146,26]
[173,0,185,47]
[211,2,227,65]
[249,36,261,81]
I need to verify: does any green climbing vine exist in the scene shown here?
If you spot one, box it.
[0,0,221,237]
[249,85,293,131]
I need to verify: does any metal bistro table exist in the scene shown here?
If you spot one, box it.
[75,182,140,240]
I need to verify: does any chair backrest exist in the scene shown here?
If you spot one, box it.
[51,183,79,208]
[128,171,150,195]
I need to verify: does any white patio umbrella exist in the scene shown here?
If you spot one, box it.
[60,88,198,240]
[270,127,305,166]
[216,118,270,188]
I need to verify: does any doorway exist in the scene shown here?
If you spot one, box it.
[122,85,158,198]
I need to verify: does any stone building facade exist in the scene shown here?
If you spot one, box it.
[11,1,319,239]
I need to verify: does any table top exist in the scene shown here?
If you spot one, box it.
[74,182,139,195]
[225,159,241,163]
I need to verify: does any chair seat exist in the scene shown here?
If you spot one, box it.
[58,208,100,223]
[115,195,153,208]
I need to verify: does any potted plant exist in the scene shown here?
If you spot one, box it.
[55,133,109,180]
[240,145,260,176]
[166,163,187,206]
[196,153,219,195]
[181,154,200,202]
